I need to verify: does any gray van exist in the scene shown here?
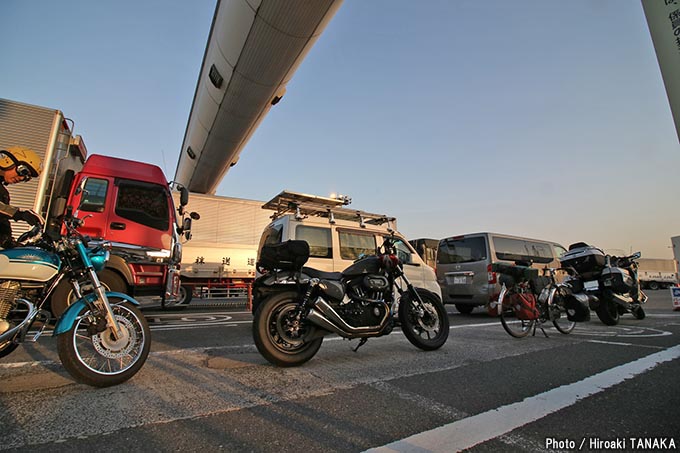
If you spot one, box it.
[435,232,567,313]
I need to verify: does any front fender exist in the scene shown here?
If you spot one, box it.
[53,291,139,336]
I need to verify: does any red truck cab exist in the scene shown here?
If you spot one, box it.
[62,154,184,305]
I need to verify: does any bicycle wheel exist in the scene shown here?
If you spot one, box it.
[551,307,576,334]
[548,291,576,334]
[499,293,534,338]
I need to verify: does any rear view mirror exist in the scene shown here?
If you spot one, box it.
[180,187,189,207]
[182,217,192,240]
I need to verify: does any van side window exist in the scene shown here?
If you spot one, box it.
[492,237,553,264]
[296,226,332,258]
[339,231,375,260]
[437,237,487,264]
[78,178,108,213]
[115,180,170,231]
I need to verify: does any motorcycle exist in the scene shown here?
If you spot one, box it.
[0,210,151,387]
[559,242,647,326]
[252,235,449,366]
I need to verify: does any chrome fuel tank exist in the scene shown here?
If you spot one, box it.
[0,247,60,282]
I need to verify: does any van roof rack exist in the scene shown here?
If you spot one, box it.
[262,190,395,227]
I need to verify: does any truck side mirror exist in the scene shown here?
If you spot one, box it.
[182,217,192,240]
[180,187,189,207]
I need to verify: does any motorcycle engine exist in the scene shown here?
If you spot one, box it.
[336,275,390,327]
[0,281,21,332]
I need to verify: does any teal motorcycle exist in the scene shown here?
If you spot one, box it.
[0,211,150,387]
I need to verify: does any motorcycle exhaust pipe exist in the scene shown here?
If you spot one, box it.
[0,299,37,343]
[307,297,388,337]
[306,309,352,338]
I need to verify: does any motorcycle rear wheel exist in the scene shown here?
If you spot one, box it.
[56,299,150,387]
[399,289,449,350]
[252,291,323,367]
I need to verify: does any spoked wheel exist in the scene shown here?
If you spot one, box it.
[252,291,323,367]
[549,293,576,334]
[550,307,576,334]
[399,289,449,350]
[56,299,151,387]
[499,294,534,338]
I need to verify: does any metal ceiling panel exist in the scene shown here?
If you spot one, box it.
[175,0,343,194]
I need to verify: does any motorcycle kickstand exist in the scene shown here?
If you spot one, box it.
[353,338,368,352]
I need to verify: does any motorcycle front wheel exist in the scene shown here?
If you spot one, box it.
[399,289,449,350]
[252,291,323,367]
[595,292,620,326]
[56,299,151,387]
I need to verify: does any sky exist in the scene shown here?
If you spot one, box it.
[2,0,679,259]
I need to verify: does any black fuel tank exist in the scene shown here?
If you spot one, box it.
[342,256,381,277]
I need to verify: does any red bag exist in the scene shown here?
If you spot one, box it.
[508,293,539,320]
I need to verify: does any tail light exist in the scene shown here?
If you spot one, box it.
[488,264,497,284]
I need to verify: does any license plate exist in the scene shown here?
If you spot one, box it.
[584,280,599,290]
[453,276,467,285]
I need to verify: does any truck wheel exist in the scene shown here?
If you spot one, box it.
[163,285,193,310]
[648,281,660,291]
[51,270,127,318]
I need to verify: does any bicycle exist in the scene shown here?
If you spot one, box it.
[490,262,576,338]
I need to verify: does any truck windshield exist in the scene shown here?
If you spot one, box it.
[115,180,169,231]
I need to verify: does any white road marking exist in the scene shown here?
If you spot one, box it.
[586,339,665,349]
[365,344,680,453]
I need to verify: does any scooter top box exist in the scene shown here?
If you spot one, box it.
[560,244,606,279]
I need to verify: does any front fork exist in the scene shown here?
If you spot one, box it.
[86,267,123,340]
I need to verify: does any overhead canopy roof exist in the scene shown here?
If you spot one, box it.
[174,0,344,194]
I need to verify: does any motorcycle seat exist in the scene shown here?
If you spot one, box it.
[302,267,342,281]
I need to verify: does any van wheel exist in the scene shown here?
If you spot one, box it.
[648,281,660,291]
[455,304,474,314]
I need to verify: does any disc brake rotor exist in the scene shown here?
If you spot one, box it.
[92,315,136,359]
[415,303,439,333]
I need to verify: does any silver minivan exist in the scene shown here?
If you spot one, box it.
[435,232,567,313]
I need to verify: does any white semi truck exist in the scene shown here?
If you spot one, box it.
[173,192,272,304]
[638,258,678,290]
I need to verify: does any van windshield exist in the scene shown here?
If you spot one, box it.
[437,237,487,264]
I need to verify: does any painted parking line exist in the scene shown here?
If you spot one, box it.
[365,344,680,453]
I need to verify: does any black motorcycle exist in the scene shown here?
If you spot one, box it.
[560,243,647,326]
[251,235,449,366]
